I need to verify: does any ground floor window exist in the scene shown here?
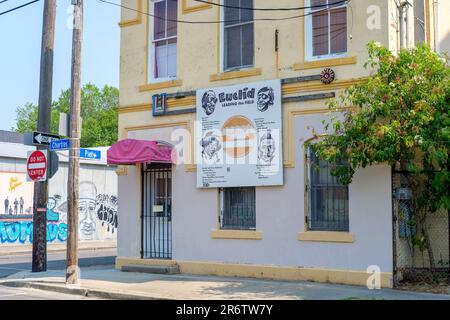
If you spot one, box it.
[306,145,349,232]
[220,187,256,230]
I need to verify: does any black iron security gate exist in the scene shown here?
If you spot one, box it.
[142,163,172,259]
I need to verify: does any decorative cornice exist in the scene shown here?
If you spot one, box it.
[282,78,367,96]
[138,80,183,92]
[210,68,262,81]
[293,56,357,70]
[118,0,143,28]
[118,96,196,114]
[119,77,367,114]
[182,0,212,13]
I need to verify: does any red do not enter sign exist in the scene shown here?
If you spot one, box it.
[27,150,48,182]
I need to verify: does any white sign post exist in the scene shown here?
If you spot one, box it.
[196,79,283,188]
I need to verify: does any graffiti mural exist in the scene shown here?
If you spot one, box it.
[96,194,118,233]
[0,221,67,244]
[0,172,118,244]
[0,172,33,216]
[50,181,118,241]
[47,195,62,222]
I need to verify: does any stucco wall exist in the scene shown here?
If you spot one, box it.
[116,1,397,274]
[117,165,141,257]
[118,0,391,138]
[118,113,393,273]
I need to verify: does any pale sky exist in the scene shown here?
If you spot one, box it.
[0,0,121,131]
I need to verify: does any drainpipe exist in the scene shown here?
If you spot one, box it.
[399,3,405,49]
[398,1,410,49]
[434,0,440,52]
[405,2,410,48]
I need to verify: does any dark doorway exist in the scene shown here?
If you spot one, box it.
[141,162,172,259]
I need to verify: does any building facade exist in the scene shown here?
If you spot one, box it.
[116,0,443,287]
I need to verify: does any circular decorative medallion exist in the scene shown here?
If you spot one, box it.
[320,68,335,84]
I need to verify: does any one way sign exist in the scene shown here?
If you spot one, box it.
[24,131,61,147]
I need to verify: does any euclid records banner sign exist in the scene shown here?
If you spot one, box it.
[196,79,283,188]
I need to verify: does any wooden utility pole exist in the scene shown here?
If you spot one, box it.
[66,0,83,285]
[32,0,57,273]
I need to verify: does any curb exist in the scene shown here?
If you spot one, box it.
[0,280,169,300]
[0,245,117,257]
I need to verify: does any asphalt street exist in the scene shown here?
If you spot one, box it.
[0,248,116,278]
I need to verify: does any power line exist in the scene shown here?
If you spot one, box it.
[0,0,40,16]
[0,0,10,5]
[193,0,348,11]
[98,0,351,24]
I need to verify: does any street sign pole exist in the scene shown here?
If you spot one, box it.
[32,0,57,273]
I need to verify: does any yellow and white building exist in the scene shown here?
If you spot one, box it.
[115,0,444,288]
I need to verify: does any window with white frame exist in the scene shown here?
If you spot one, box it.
[220,187,256,230]
[149,0,178,81]
[223,0,254,71]
[306,0,348,60]
[306,145,349,232]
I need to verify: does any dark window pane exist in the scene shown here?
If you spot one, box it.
[240,0,254,23]
[222,187,256,230]
[167,0,178,37]
[329,0,344,6]
[312,10,329,56]
[225,26,242,69]
[241,23,254,67]
[224,0,240,26]
[154,1,166,40]
[312,0,327,8]
[330,7,347,54]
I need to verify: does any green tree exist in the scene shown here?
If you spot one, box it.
[311,42,449,271]
[15,83,119,148]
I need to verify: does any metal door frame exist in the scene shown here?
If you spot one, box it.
[141,162,173,259]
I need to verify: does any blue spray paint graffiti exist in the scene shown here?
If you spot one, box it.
[0,221,67,244]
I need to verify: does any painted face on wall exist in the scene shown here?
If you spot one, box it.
[258,133,276,163]
[202,90,218,116]
[78,182,98,238]
[79,199,97,237]
[201,134,222,163]
[257,87,274,112]
[205,139,219,158]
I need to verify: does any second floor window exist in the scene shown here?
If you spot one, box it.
[220,187,256,230]
[307,0,348,59]
[223,0,254,71]
[306,145,349,232]
[150,0,178,80]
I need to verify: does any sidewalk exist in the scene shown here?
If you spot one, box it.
[1,267,449,300]
[0,241,117,256]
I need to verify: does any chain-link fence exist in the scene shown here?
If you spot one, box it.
[393,169,450,290]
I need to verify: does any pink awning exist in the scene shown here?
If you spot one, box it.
[107,139,174,165]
